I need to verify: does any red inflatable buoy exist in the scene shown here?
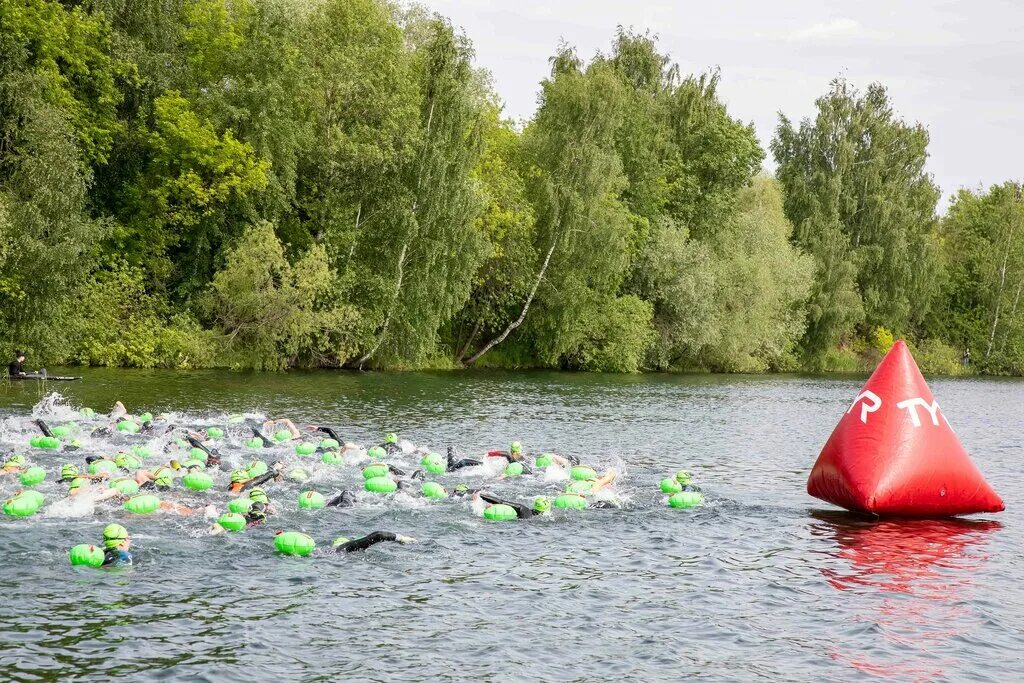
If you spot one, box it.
[807,340,1003,517]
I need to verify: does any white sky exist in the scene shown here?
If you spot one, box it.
[422,0,1024,211]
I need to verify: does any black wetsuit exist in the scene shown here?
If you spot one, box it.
[447,446,481,471]
[331,531,403,553]
[228,470,276,493]
[326,491,356,508]
[377,442,402,456]
[479,493,537,519]
[317,427,343,443]
[8,360,23,376]
[250,426,274,448]
[34,419,53,437]
[185,435,220,465]
[102,549,133,566]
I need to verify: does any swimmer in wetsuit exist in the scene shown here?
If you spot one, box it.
[376,432,402,456]
[101,524,133,567]
[227,463,282,494]
[327,531,416,553]
[0,454,26,475]
[446,446,482,471]
[477,493,551,518]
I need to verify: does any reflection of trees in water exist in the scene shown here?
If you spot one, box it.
[811,511,1001,681]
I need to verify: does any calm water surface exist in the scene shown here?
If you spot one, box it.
[0,369,1019,682]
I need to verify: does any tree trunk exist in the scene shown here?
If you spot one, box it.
[456,318,482,363]
[987,193,1019,358]
[356,242,407,369]
[464,235,557,365]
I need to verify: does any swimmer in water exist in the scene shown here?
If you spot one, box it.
[102,524,133,567]
[209,500,270,534]
[446,445,482,471]
[476,493,551,519]
[246,487,276,513]
[376,432,402,456]
[0,454,26,474]
[325,531,417,553]
[261,418,301,443]
[227,463,283,494]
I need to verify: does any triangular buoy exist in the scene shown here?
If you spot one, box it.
[807,340,1003,516]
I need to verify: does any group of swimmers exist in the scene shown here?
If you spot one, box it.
[1,401,701,567]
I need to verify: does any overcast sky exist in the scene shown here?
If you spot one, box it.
[422,0,1024,210]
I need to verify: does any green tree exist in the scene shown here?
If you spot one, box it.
[773,79,940,359]
[932,183,1024,373]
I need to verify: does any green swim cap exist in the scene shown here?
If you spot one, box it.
[68,476,89,491]
[230,469,248,483]
[321,450,343,465]
[366,446,386,460]
[273,429,292,442]
[110,478,140,496]
[218,512,246,532]
[332,537,350,548]
[248,488,269,504]
[228,497,253,514]
[675,469,692,485]
[188,447,209,463]
[298,491,325,510]
[19,466,45,487]
[183,471,213,491]
[566,480,594,494]
[244,437,264,449]
[89,460,118,476]
[295,442,316,456]
[384,432,398,445]
[364,476,397,494]
[153,468,173,487]
[124,494,160,514]
[533,496,551,514]
[287,468,309,482]
[60,463,79,480]
[570,466,597,481]
[421,453,445,475]
[535,453,554,468]
[247,461,268,477]
[510,441,522,454]
[668,491,703,509]
[103,523,128,549]
[274,531,315,556]
[660,478,683,494]
[503,462,524,477]
[206,427,224,439]
[484,504,518,521]
[69,543,104,568]
[319,438,340,450]
[3,493,40,517]
[5,454,26,467]
[454,483,469,493]
[421,482,447,499]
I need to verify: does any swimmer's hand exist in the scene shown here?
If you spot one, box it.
[272,461,285,471]
[396,535,417,545]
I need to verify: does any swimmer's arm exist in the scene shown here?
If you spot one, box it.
[479,494,531,519]
[332,531,416,553]
[33,419,53,437]
[591,469,618,492]
[271,418,300,439]
[314,426,342,442]
[240,471,277,492]
[250,425,273,447]
[387,464,407,477]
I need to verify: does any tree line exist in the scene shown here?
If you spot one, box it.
[1,0,1021,374]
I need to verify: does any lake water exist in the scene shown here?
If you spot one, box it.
[0,368,1018,681]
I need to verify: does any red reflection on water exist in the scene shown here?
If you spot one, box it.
[813,512,1000,682]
